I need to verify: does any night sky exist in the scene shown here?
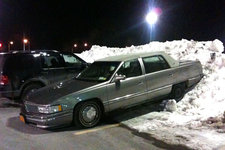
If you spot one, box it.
[0,0,224,52]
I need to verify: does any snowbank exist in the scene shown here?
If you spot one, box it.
[80,39,225,150]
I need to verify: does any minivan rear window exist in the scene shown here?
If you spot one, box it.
[3,54,36,74]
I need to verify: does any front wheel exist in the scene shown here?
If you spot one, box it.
[73,101,102,128]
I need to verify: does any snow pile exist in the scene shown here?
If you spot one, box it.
[80,39,225,150]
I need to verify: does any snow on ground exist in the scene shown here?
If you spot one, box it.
[80,39,225,150]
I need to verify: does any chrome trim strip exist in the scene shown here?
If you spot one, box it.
[108,91,146,105]
[24,101,50,107]
[189,75,201,81]
[147,84,172,94]
[107,84,172,105]
[102,101,108,105]
[25,111,72,122]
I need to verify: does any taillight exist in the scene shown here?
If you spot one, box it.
[0,75,9,85]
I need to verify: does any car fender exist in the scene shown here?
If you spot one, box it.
[19,77,48,94]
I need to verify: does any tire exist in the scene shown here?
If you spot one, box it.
[21,84,43,101]
[170,84,185,101]
[73,101,102,128]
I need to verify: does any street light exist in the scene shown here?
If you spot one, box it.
[84,43,88,47]
[23,39,28,51]
[145,8,162,41]
[72,43,78,53]
[8,41,13,51]
[0,43,2,49]
[146,11,158,25]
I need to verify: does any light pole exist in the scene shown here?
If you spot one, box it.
[8,41,13,51]
[23,39,28,51]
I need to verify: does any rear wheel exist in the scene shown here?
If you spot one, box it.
[170,83,185,101]
[21,84,43,101]
[73,101,102,128]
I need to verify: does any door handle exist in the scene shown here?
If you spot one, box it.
[169,73,173,77]
[137,81,144,85]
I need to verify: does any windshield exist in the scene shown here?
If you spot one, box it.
[77,61,120,82]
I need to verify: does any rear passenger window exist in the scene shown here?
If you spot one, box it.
[3,54,37,75]
[4,55,34,70]
[41,53,64,68]
[117,59,142,78]
[143,55,170,73]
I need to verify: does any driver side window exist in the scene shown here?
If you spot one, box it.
[117,59,142,78]
[62,54,82,68]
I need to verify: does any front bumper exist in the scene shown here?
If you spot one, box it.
[20,109,73,129]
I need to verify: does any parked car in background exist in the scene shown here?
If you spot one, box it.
[0,50,88,100]
[20,51,203,128]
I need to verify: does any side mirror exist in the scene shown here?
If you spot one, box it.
[114,74,126,82]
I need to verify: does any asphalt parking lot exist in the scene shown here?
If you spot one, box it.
[0,98,189,150]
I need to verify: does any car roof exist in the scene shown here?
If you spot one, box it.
[96,51,167,62]
[0,50,59,55]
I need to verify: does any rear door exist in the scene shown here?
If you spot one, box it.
[40,52,67,84]
[107,59,147,110]
[142,55,173,100]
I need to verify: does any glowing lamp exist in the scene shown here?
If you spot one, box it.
[146,11,158,25]
[23,39,28,44]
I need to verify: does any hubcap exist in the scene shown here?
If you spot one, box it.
[82,106,97,123]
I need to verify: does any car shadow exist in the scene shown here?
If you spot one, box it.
[5,98,172,134]
[6,115,118,135]
[6,84,198,134]
[106,83,198,123]
[106,99,166,123]
[7,116,52,134]
[0,98,22,108]
[46,99,167,133]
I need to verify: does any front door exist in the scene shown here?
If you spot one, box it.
[40,52,67,84]
[107,59,147,110]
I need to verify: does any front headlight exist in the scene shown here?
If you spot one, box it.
[38,105,62,114]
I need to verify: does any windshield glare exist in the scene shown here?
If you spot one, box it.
[77,61,120,82]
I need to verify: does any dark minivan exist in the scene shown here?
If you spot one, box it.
[0,50,87,100]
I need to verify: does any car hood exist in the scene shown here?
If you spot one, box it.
[26,79,99,105]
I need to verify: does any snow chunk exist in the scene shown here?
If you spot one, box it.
[164,100,177,112]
